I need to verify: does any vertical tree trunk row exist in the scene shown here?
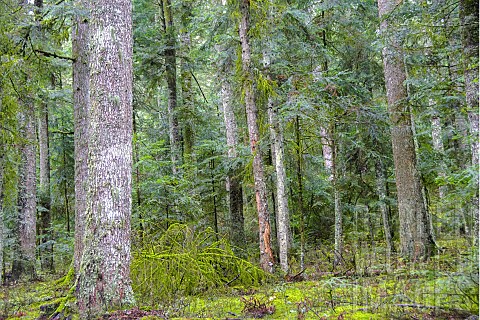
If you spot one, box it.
[239,0,275,272]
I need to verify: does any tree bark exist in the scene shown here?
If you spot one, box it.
[378,0,435,260]
[12,100,37,280]
[76,0,135,316]
[72,0,89,275]
[239,0,275,272]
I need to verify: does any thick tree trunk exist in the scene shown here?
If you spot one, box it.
[76,0,135,316]
[378,0,435,260]
[72,0,89,275]
[239,0,274,272]
[221,77,245,249]
[162,0,181,175]
[12,101,37,280]
[459,0,479,245]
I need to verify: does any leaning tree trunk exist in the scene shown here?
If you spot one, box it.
[76,0,135,316]
[239,0,275,272]
[12,101,37,281]
[378,0,435,260]
[72,0,89,275]
[459,0,479,245]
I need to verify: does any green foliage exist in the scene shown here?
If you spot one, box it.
[131,224,266,306]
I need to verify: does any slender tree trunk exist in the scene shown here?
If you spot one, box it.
[459,0,479,245]
[264,47,290,273]
[320,126,343,266]
[430,109,447,200]
[378,0,435,260]
[12,100,37,280]
[0,99,4,285]
[38,99,53,272]
[76,0,135,316]
[133,108,143,239]
[375,159,394,264]
[33,0,53,273]
[72,0,89,275]
[239,0,274,272]
[220,76,245,250]
[295,117,305,270]
[180,5,194,164]
[268,104,290,273]
[161,0,181,175]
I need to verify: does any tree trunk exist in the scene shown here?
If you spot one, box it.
[375,159,394,264]
[268,102,290,273]
[0,99,4,285]
[239,0,274,272]
[460,0,479,245]
[320,126,343,266]
[38,99,53,272]
[161,0,181,175]
[76,0,135,316]
[295,117,305,270]
[12,101,37,280]
[180,6,194,164]
[220,76,245,250]
[430,109,447,200]
[72,0,89,275]
[378,0,435,260]
[264,47,290,273]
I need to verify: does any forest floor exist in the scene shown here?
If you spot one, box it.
[0,238,478,320]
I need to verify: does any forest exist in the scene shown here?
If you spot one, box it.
[0,0,478,318]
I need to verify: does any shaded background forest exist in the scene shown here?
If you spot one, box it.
[0,0,478,317]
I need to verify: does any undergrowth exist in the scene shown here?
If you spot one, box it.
[131,224,266,306]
